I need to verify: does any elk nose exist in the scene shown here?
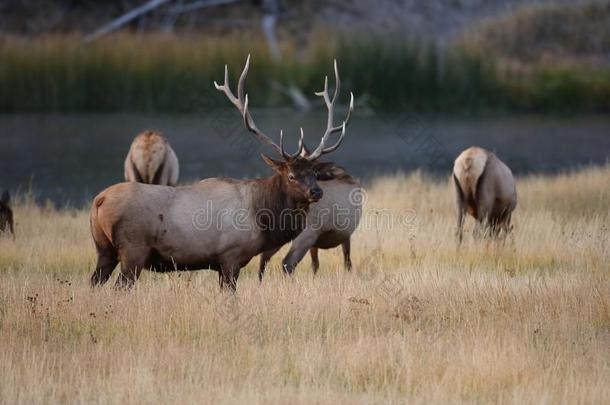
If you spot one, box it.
[309,187,323,202]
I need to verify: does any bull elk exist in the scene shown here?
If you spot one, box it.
[0,190,14,238]
[453,146,517,243]
[124,130,179,186]
[258,69,360,280]
[89,56,353,290]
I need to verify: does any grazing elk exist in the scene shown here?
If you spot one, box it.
[124,130,179,186]
[453,146,517,243]
[89,56,353,290]
[0,190,14,238]
[258,62,360,280]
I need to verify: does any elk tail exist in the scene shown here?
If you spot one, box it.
[473,159,489,204]
[90,195,113,248]
[453,149,488,203]
[453,173,465,202]
[131,130,167,184]
[144,140,167,184]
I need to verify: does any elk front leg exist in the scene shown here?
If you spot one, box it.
[282,230,319,275]
[219,260,241,292]
[309,247,320,275]
[258,247,281,282]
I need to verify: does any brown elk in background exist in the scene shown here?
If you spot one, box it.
[124,130,179,186]
[0,190,14,238]
[89,56,353,290]
[453,146,517,243]
[259,158,362,279]
[258,63,360,280]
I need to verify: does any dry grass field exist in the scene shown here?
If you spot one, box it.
[0,166,609,404]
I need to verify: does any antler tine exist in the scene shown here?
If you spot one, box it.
[332,59,341,105]
[314,76,330,104]
[237,54,250,103]
[321,121,346,154]
[279,128,305,159]
[308,60,354,160]
[315,93,353,156]
[296,128,305,157]
[242,95,281,154]
[214,64,238,107]
[216,55,282,155]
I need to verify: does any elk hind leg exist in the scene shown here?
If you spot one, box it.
[341,239,352,271]
[91,247,118,287]
[115,247,149,290]
[90,231,119,287]
[498,210,514,246]
[453,174,466,246]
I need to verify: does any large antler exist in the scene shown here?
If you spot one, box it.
[214,54,304,159]
[307,60,354,161]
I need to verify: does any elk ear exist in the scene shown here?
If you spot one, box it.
[1,190,9,205]
[260,154,284,172]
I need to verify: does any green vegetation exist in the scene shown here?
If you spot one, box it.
[0,22,608,113]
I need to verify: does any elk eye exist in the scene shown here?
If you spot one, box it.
[288,173,296,182]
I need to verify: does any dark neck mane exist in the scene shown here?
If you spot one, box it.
[252,175,309,252]
[314,161,359,184]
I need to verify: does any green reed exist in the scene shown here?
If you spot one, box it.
[0,31,608,113]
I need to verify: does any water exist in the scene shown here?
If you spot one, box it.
[1,112,609,206]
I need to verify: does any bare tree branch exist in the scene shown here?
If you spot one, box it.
[168,0,243,15]
[84,0,172,43]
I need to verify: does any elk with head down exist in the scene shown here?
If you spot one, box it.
[453,146,517,243]
[124,130,179,186]
[89,56,353,290]
[0,190,14,238]
[257,64,360,280]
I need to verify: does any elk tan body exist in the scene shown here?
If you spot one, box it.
[259,162,361,279]
[90,172,317,289]
[453,146,517,242]
[124,130,179,186]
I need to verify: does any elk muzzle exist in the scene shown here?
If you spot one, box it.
[308,187,323,202]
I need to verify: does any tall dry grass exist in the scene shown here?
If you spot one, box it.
[0,166,609,404]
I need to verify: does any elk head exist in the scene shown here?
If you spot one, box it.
[0,190,14,237]
[214,55,353,204]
